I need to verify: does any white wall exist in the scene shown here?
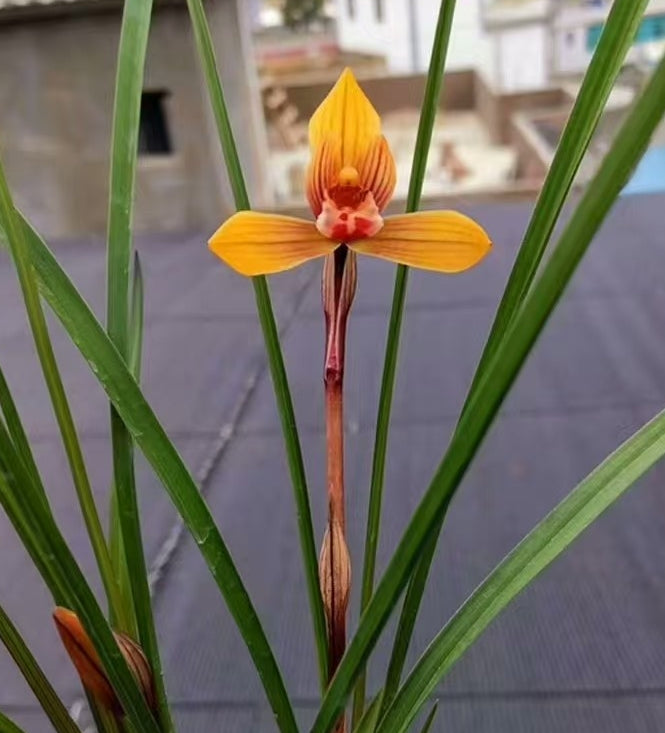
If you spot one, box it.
[335,0,411,72]
[553,25,588,76]
[496,24,548,92]
[335,0,487,73]
[415,0,487,72]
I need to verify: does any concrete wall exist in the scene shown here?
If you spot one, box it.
[0,0,268,239]
[509,113,550,182]
[475,72,568,144]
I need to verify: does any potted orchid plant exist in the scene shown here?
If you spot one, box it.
[0,0,664,732]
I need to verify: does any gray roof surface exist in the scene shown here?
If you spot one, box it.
[1,193,665,731]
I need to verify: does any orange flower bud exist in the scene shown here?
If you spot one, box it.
[53,608,155,716]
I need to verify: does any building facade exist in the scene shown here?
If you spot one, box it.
[334,0,490,74]
[0,0,269,238]
[335,0,665,93]
[551,0,665,77]
[483,0,665,92]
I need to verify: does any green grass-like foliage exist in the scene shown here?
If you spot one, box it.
[0,1,664,732]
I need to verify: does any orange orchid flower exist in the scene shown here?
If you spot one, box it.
[209,68,491,277]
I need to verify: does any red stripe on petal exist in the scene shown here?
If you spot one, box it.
[358,135,396,212]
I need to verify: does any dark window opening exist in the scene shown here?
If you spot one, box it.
[138,91,172,155]
[347,0,355,19]
[375,0,384,21]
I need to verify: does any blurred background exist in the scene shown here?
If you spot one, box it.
[1,1,665,732]
[1,0,665,235]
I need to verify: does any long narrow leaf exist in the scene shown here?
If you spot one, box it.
[0,214,299,733]
[106,0,148,360]
[0,425,70,604]
[0,406,148,733]
[465,0,648,398]
[378,407,665,732]
[381,0,651,707]
[109,252,145,637]
[380,503,447,712]
[0,366,43,496]
[0,152,123,626]
[353,693,383,733]
[184,0,328,687]
[129,252,145,381]
[312,49,665,733]
[0,428,159,733]
[417,704,438,733]
[0,710,27,733]
[105,0,173,728]
[0,605,80,733]
[354,1,459,722]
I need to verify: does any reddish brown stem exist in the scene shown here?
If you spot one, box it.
[320,249,356,733]
[325,378,346,674]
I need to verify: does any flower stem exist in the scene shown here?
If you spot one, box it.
[324,380,346,672]
[320,248,357,731]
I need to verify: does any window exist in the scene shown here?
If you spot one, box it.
[347,0,355,19]
[375,0,384,22]
[138,91,172,155]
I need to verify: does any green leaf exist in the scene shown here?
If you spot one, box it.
[353,692,383,733]
[381,0,651,708]
[109,252,145,638]
[0,407,146,733]
[0,214,298,733]
[184,0,328,687]
[104,0,173,727]
[354,1,459,723]
[465,0,649,401]
[0,425,70,605]
[0,427,159,733]
[380,510,447,713]
[0,149,123,631]
[0,710,28,733]
[106,0,149,361]
[312,47,665,733]
[417,703,439,733]
[129,252,145,382]
[183,0,249,210]
[0,366,43,498]
[377,407,665,732]
[0,605,80,733]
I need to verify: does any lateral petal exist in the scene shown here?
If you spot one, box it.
[209,212,337,276]
[349,211,491,273]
